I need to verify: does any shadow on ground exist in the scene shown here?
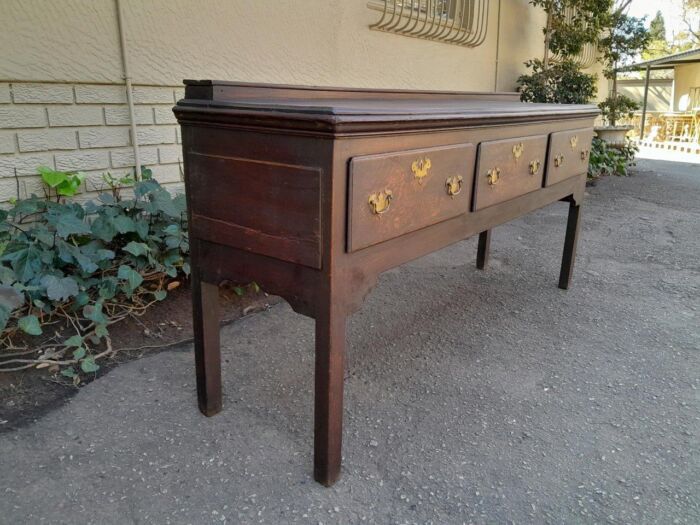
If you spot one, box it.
[1,159,698,524]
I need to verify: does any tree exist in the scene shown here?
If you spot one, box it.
[517,59,597,104]
[529,0,614,69]
[681,0,700,44]
[597,7,650,125]
[643,11,671,59]
[649,11,666,41]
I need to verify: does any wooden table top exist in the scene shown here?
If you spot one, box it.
[175,80,600,135]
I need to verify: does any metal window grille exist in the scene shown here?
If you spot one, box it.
[369,0,489,47]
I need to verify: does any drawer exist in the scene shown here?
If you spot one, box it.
[473,134,548,210]
[545,128,594,186]
[348,143,476,252]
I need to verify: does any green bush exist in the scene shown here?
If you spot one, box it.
[588,137,638,178]
[0,167,189,378]
[517,59,597,104]
[597,94,639,127]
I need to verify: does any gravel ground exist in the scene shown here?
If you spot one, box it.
[0,158,698,524]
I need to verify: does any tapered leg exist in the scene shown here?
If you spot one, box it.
[313,306,347,486]
[476,229,492,270]
[559,202,582,290]
[192,277,222,416]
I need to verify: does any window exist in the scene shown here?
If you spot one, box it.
[369,0,489,47]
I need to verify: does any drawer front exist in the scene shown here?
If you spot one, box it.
[473,134,548,210]
[546,128,594,186]
[348,143,476,252]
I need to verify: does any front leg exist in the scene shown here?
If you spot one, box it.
[192,276,222,416]
[313,302,347,486]
[559,201,582,290]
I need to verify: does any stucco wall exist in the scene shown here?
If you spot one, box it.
[0,0,541,91]
[672,63,700,111]
[1,0,599,204]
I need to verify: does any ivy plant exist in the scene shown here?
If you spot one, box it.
[0,168,189,379]
[588,137,638,178]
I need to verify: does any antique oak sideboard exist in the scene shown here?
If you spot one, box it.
[173,81,598,486]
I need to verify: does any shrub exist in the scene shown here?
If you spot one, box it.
[598,93,639,127]
[517,59,597,104]
[0,167,189,378]
[588,137,638,178]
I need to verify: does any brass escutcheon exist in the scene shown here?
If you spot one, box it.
[486,167,501,186]
[411,157,432,184]
[368,190,393,215]
[553,154,565,167]
[570,135,579,149]
[580,149,590,160]
[445,175,463,196]
[529,159,541,175]
[513,142,524,159]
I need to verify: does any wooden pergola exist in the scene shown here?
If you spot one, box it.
[621,48,700,138]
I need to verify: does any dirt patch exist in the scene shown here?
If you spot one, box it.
[0,283,279,432]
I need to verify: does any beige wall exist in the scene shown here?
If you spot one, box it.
[672,63,700,111]
[1,0,547,91]
[2,0,601,204]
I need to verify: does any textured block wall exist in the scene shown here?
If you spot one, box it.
[0,82,184,204]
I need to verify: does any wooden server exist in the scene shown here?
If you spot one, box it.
[173,81,599,486]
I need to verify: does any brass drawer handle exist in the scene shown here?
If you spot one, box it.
[529,159,541,175]
[570,135,578,149]
[445,175,463,196]
[553,154,565,168]
[513,142,524,159]
[368,190,393,215]
[580,149,589,160]
[411,157,431,184]
[486,167,501,186]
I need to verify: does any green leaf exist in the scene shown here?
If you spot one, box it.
[56,240,98,274]
[94,323,108,338]
[153,290,167,301]
[2,244,43,282]
[18,314,42,335]
[90,216,117,242]
[112,215,136,234]
[163,224,180,236]
[233,286,244,297]
[83,302,108,325]
[134,179,161,198]
[117,265,143,295]
[55,213,90,238]
[123,241,150,258]
[72,291,90,309]
[134,220,149,240]
[80,356,100,373]
[38,166,67,188]
[98,193,116,205]
[64,335,84,347]
[60,367,77,378]
[0,285,24,311]
[98,276,118,299]
[41,275,79,302]
[72,347,86,360]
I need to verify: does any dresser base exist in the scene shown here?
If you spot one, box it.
[190,176,584,486]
